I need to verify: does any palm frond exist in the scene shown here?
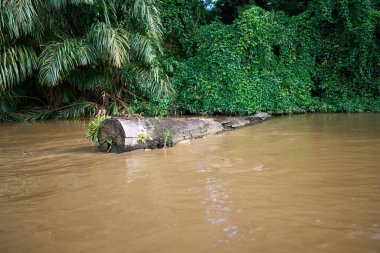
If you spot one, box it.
[70,0,94,5]
[0,29,4,44]
[99,0,118,25]
[67,68,109,90]
[2,107,53,121]
[129,64,174,98]
[48,0,93,9]
[0,46,37,92]
[0,90,24,113]
[87,22,130,68]
[132,0,163,50]
[1,102,99,122]
[85,115,111,143]
[0,0,41,39]
[55,102,99,119]
[129,33,156,64]
[38,38,94,86]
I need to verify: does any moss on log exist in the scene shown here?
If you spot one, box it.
[97,112,271,153]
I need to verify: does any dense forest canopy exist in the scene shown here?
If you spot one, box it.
[0,0,379,121]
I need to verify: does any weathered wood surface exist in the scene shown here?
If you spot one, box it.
[97,112,271,153]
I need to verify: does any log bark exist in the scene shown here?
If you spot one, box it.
[97,112,271,153]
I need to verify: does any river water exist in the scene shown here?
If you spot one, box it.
[0,114,379,253]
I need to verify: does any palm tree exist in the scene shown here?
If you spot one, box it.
[0,0,172,120]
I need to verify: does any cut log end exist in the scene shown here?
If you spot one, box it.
[98,118,126,153]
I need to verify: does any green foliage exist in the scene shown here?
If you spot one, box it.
[128,94,174,116]
[306,0,379,107]
[160,0,212,57]
[1,102,99,122]
[38,39,93,86]
[137,133,152,144]
[86,115,111,143]
[0,46,37,92]
[1,0,379,121]
[174,2,379,114]
[106,139,114,153]
[253,0,309,16]
[137,133,147,144]
[175,7,313,114]
[163,129,170,147]
[0,0,173,121]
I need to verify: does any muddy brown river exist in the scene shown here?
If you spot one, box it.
[0,114,379,253]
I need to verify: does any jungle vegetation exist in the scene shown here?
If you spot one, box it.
[0,0,379,121]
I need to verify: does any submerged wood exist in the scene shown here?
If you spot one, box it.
[97,112,271,153]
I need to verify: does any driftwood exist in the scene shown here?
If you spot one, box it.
[97,112,271,153]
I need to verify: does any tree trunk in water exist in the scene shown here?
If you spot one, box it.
[97,112,271,153]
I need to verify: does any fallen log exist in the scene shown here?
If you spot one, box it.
[97,112,271,153]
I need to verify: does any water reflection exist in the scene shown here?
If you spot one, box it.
[125,157,145,184]
[199,156,240,243]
